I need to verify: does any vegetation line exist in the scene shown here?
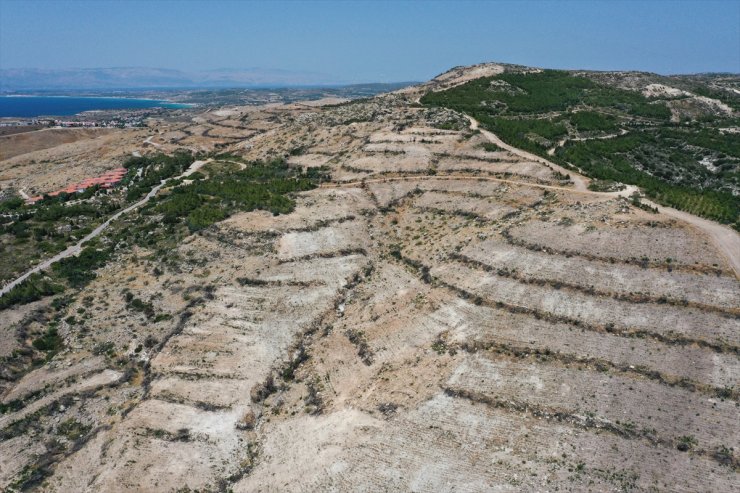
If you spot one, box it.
[397,253,738,355]
[443,387,736,468]
[450,252,738,316]
[421,70,739,228]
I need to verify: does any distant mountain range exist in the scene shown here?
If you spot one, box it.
[0,67,350,91]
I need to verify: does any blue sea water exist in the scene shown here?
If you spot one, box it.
[0,96,189,117]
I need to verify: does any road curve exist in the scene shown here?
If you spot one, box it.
[327,115,740,278]
[466,115,590,192]
[0,160,209,297]
[643,199,740,278]
[467,114,739,278]
[143,135,163,149]
[327,173,739,278]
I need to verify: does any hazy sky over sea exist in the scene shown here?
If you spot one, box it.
[1,0,738,81]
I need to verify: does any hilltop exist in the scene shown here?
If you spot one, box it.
[420,63,739,226]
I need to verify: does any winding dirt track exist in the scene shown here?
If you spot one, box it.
[3,112,738,298]
[469,115,740,278]
[143,135,163,148]
[328,115,740,279]
[643,200,740,278]
[466,116,589,191]
[0,160,209,297]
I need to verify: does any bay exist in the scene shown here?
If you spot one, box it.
[0,96,189,117]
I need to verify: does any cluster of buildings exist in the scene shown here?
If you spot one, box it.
[52,120,99,127]
[26,167,128,204]
[50,117,146,128]
[0,120,42,127]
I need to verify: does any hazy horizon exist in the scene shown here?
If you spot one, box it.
[1,0,738,83]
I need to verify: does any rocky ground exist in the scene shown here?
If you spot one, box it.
[0,68,738,492]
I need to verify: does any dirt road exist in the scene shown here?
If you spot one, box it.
[643,199,740,278]
[328,175,739,278]
[0,160,209,297]
[143,135,162,148]
[465,115,740,278]
[546,129,629,156]
[466,115,590,192]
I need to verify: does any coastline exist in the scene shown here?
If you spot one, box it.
[0,95,193,118]
[0,94,192,105]
[2,94,190,104]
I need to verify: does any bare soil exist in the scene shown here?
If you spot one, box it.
[1,77,737,492]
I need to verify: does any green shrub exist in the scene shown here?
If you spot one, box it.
[422,71,738,225]
[0,274,63,310]
[57,419,91,440]
[569,111,619,132]
[152,159,326,232]
[32,327,63,352]
[124,150,197,201]
[53,246,111,288]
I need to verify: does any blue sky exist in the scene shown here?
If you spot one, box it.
[1,0,738,81]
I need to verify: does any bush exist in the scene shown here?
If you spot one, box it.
[53,246,111,288]
[422,71,737,225]
[0,197,24,212]
[124,150,197,201]
[57,419,91,440]
[152,159,326,232]
[126,296,156,318]
[32,327,62,352]
[186,204,227,232]
[569,111,619,133]
[422,70,671,119]
[0,274,63,310]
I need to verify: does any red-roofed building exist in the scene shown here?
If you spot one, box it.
[27,167,130,204]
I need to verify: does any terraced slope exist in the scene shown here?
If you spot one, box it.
[0,76,738,492]
[422,68,740,226]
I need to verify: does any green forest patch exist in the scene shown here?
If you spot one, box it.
[422,70,739,227]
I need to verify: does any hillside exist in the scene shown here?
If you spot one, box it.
[0,64,738,492]
[421,64,740,227]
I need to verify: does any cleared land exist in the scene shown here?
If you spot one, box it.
[0,65,738,492]
[0,128,115,161]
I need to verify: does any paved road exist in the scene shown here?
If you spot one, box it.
[0,160,209,297]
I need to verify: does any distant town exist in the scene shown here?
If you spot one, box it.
[0,112,152,128]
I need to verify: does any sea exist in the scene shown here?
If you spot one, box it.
[0,96,189,118]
